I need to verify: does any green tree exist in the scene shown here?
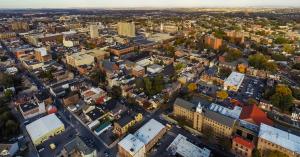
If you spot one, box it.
[4,89,13,100]
[248,53,277,72]
[225,49,242,62]
[143,77,153,96]
[110,85,122,99]
[283,44,295,54]
[270,85,293,112]
[153,74,164,94]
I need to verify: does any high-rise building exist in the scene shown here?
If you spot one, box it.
[117,22,136,37]
[10,21,29,31]
[204,35,223,50]
[90,25,99,38]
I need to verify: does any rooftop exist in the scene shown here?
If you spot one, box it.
[118,134,145,156]
[224,71,245,87]
[259,123,300,154]
[167,134,211,157]
[134,119,166,144]
[174,98,197,111]
[209,103,242,119]
[20,102,38,112]
[26,114,64,143]
[233,136,255,149]
[240,104,273,126]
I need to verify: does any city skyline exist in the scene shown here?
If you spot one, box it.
[1,0,300,9]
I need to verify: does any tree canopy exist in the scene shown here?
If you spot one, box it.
[270,85,293,112]
[248,53,277,72]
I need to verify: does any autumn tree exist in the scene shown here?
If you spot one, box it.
[270,85,293,112]
[216,90,229,100]
[187,83,197,92]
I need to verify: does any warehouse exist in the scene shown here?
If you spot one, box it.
[26,114,65,146]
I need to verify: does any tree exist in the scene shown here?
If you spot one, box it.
[4,89,13,100]
[187,83,197,92]
[247,98,258,105]
[292,63,300,70]
[266,150,288,157]
[153,74,164,94]
[216,90,228,100]
[175,63,186,71]
[89,69,106,85]
[225,49,242,62]
[270,85,293,112]
[219,67,232,79]
[252,149,261,157]
[283,44,295,54]
[110,85,122,99]
[135,78,144,90]
[248,53,277,72]
[143,77,153,96]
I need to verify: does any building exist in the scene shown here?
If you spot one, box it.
[66,52,95,67]
[160,23,179,33]
[147,64,163,74]
[109,45,135,56]
[34,47,52,62]
[225,30,245,44]
[10,21,29,31]
[232,136,255,157]
[81,48,110,62]
[60,136,97,157]
[114,113,143,137]
[167,134,211,157]
[118,119,167,157]
[118,134,146,157]
[204,35,223,50]
[173,98,237,139]
[19,102,46,119]
[117,22,136,37]
[90,25,99,39]
[239,104,273,126]
[257,123,300,157]
[26,114,65,146]
[223,72,245,92]
[132,65,145,77]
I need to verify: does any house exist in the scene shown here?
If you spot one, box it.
[113,112,143,136]
[231,136,255,157]
[60,136,97,157]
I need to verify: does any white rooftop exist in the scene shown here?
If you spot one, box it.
[26,114,64,143]
[35,47,47,56]
[167,134,211,157]
[224,72,245,87]
[209,103,242,119]
[259,123,300,154]
[118,134,145,156]
[134,119,165,145]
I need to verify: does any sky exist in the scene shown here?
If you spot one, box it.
[1,0,300,8]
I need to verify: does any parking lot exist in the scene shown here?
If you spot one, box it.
[230,76,265,103]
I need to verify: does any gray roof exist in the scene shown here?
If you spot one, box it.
[203,109,236,127]
[174,98,197,111]
[64,136,95,155]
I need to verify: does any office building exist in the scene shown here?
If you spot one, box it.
[117,22,136,37]
[90,25,99,38]
[26,114,65,146]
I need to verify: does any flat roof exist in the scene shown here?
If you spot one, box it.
[134,119,165,145]
[167,134,211,157]
[259,123,300,154]
[26,114,64,143]
[118,134,145,156]
[20,102,38,112]
[224,72,245,87]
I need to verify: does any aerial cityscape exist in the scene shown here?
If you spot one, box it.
[0,1,300,157]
